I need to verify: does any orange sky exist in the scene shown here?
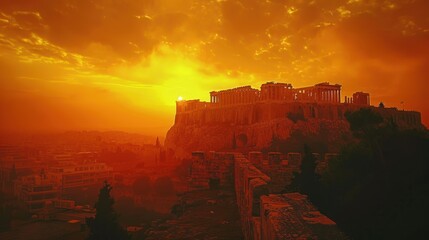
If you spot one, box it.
[0,0,428,136]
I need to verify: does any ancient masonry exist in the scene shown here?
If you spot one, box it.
[188,151,336,192]
[175,82,421,128]
[189,151,234,189]
[187,151,346,240]
[165,82,422,156]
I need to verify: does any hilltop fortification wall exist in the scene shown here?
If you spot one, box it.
[165,101,421,158]
[174,101,421,127]
[165,82,422,158]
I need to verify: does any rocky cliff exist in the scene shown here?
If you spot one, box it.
[165,101,422,159]
[165,117,351,159]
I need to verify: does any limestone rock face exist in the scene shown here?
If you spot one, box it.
[166,99,422,159]
[165,118,351,159]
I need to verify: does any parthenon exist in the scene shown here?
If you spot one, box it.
[174,82,382,124]
[209,82,346,105]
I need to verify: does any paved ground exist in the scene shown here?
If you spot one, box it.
[0,209,94,240]
[0,220,87,240]
[144,188,244,240]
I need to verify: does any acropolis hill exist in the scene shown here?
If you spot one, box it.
[165,82,422,157]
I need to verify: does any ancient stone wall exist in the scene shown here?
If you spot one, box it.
[165,101,422,159]
[234,153,271,240]
[233,153,346,240]
[189,151,234,190]
[250,152,337,193]
[187,151,346,239]
[175,101,421,128]
[174,102,350,126]
[189,149,338,194]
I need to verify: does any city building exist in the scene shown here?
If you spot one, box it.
[48,160,112,197]
[14,171,59,212]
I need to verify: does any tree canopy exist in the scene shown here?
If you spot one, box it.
[305,108,429,239]
[290,144,320,199]
[87,181,130,240]
[285,108,429,239]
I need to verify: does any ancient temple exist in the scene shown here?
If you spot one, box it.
[208,82,344,106]
[174,81,421,129]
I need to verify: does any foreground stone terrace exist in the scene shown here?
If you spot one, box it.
[260,193,347,240]
[144,188,243,240]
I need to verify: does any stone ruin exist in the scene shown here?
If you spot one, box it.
[174,81,421,128]
[189,150,339,193]
[165,82,423,159]
[189,151,234,190]
[233,153,346,240]
[187,151,346,240]
[247,151,338,193]
[260,193,347,239]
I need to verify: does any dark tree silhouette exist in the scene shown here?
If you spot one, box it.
[345,108,383,138]
[316,108,429,239]
[290,144,320,198]
[0,192,12,232]
[346,107,388,166]
[87,181,130,240]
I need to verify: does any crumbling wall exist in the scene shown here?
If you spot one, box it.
[260,193,347,240]
[233,153,346,240]
[234,153,271,240]
[189,151,234,190]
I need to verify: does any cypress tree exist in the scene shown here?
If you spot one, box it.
[87,181,130,240]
